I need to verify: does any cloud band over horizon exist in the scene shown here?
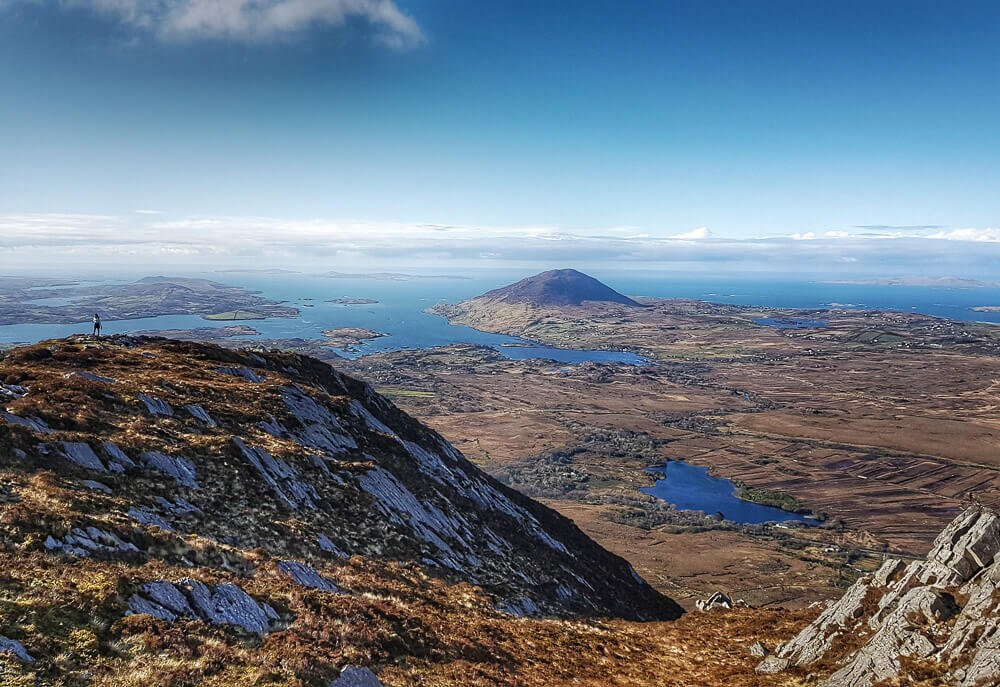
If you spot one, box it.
[2,213,999,277]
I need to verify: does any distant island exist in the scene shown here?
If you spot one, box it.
[826,276,999,288]
[215,268,301,275]
[322,271,469,281]
[327,297,380,305]
[202,310,268,321]
[321,327,387,350]
[971,306,1000,312]
[0,275,299,326]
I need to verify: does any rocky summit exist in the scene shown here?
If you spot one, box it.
[759,506,1000,686]
[0,335,688,686]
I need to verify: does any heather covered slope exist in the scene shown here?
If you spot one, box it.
[0,335,712,686]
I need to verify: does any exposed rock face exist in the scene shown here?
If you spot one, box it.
[0,636,34,664]
[126,579,280,634]
[0,335,680,621]
[761,507,1000,686]
[329,667,384,687]
[475,269,641,307]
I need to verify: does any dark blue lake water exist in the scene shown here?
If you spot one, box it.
[641,461,818,525]
[752,317,828,329]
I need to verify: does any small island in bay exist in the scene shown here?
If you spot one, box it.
[321,327,387,350]
[202,310,268,320]
[971,306,1000,312]
[328,297,380,305]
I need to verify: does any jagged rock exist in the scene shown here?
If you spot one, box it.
[696,591,733,611]
[216,366,264,382]
[280,385,358,454]
[277,561,340,592]
[749,641,769,657]
[0,635,34,663]
[127,578,280,634]
[81,480,112,494]
[64,371,116,384]
[59,441,106,472]
[102,441,136,472]
[317,533,349,557]
[153,496,201,517]
[771,507,1000,686]
[128,507,174,530]
[499,597,542,617]
[0,383,28,399]
[140,450,199,488]
[1,411,53,433]
[138,393,173,416]
[233,438,318,510]
[185,404,217,426]
[329,667,385,687]
[754,656,789,674]
[44,527,140,557]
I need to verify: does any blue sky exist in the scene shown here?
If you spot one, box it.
[1,0,999,272]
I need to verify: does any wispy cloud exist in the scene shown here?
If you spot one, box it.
[1,214,999,275]
[12,0,425,46]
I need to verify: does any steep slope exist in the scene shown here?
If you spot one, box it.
[759,506,1000,686]
[476,269,640,307]
[0,336,677,621]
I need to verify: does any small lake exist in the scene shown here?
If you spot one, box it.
[641,460,818,525]
[752,317,827,329]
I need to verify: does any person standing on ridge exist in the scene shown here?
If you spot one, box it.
[92,313,102,337]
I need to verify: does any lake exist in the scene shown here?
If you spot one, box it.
[641,460,818,525]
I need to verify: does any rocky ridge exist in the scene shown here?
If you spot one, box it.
[759,506,1000,686]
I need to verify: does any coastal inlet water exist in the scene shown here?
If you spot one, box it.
[641,460,818,526]
[0,273,649,365]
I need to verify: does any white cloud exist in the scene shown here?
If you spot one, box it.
[2,213,1000,276]
[34,0,425,46]
[669,226,712,240]
[927,227,1000,242]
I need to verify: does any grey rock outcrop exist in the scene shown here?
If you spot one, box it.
[329,667,385,687]
[277,561,340,592]
[45,527,140,557]
[0,636,34,663]
[127,578,280,634]
[760,507,1000,686]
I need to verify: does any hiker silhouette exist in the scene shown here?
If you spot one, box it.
[92,313,102,337]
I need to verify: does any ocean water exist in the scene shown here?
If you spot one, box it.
[641,461,818,525]
[1,271,998,358]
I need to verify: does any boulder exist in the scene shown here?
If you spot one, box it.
[0,636,34,664]
[696,591,733,611]
[329,667,385,687]
[754,656,789,675]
